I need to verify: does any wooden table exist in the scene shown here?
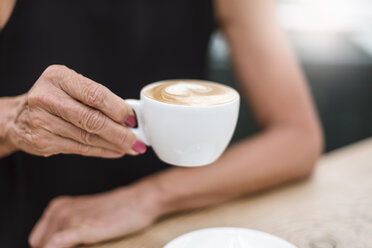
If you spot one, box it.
[87,138,372,248]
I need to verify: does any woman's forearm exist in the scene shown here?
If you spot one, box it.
[0,0,16,30]
[0,95,24,158]
[135,125,323,216]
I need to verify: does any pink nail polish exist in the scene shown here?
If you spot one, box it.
[132,140,147,154]
[125,116,137,127]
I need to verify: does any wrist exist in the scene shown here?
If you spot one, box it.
[129,178,168,219]
[128,169,198,219]
[0,94,27,157]
[119,173,176,220]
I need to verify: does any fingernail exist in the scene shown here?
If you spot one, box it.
[124,115,137,127]
[132,140,146,154]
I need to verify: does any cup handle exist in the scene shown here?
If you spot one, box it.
[125,99,150,146]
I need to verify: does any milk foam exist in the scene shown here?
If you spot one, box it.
[165,82,206,95]
[144,80,238,106]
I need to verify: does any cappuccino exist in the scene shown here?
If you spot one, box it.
[143,80,238,106]
[126,79,240,166]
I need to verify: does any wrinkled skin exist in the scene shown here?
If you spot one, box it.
[7,65,141,158]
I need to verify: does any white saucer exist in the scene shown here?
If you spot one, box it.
[164,227,297,248]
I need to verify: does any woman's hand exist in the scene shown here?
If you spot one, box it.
[29,185,162,248]
[5,64,146,158]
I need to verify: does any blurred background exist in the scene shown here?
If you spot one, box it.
[207,0,372,152]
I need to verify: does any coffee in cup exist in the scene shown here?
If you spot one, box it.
[143,80,238,106]
[125,79,239,167]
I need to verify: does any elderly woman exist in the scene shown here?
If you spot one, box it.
[0,0,323,247]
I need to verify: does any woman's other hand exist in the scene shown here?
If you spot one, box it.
[29,183,162,248]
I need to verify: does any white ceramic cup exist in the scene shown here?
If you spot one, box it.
[125,80,240,167]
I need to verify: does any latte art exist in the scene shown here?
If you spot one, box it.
[143,80,238,106]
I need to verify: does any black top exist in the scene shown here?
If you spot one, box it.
[0,0,215,246]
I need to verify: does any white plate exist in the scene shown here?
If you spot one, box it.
[164,227,297,248]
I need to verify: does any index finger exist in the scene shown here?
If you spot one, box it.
[42,65,133,124]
